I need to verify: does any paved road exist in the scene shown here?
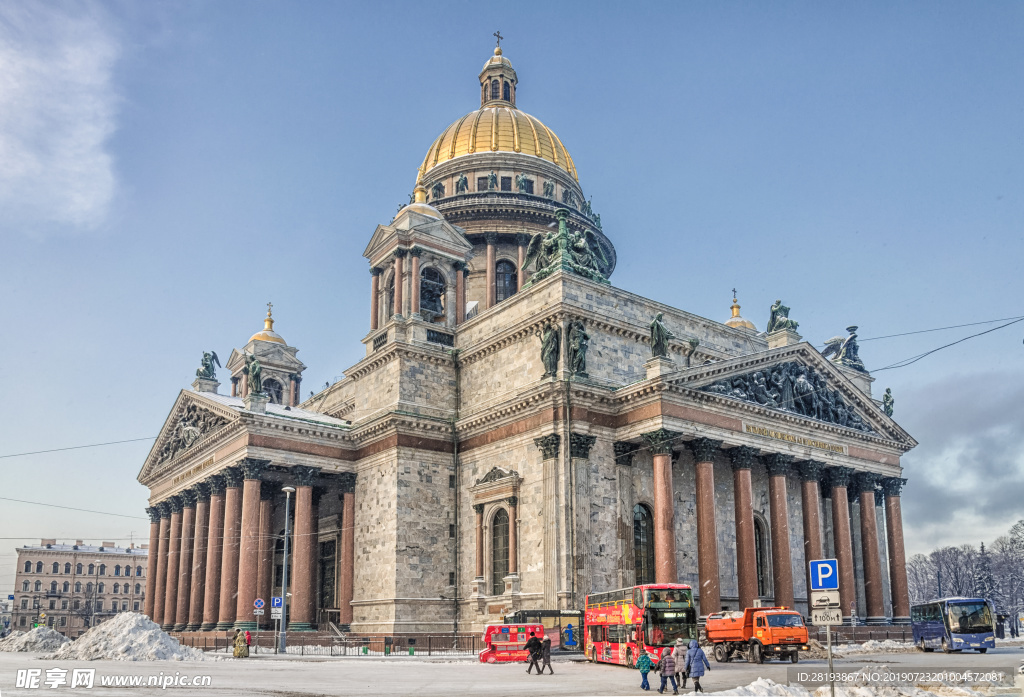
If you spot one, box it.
[1,646,1021,696]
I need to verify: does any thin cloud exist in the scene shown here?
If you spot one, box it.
[0,2,119,234]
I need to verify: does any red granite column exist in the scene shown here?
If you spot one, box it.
[508,497,519,575]
[173,491,196,631]
[826,467,857,624]
[257,482,275,629]
[856,473,886,624]
[186,483,210,630]
[516,233,527,290]
[485,232,497,309]
[473,504,485,579]
[289,466,319,631]
[370,267,381,331]
[144,507,162,620]
[201,475,226,630]
[393,250,405,318]
[729,447,759,610]
[882,477,911,624]
[643,430,679,584]
[339,475,356,626]
[797,460,825,612]
[307,488,323,627]
[409,248,422,316]
[152,504,171,626]
[691,438,722,615]
[235,459,269,630]
[454,262,466,324]
[216,466,243,630]
[764,454,794,608]
[161,496,184,631]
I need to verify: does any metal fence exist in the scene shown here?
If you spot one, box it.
[812,626,911,643]
[172,632,483,657]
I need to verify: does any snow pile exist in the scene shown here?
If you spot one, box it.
[710,677,992,697]
[0,627,70,652]
[834,639,916,655]
[49,612,206,661]
[713,678,813,696]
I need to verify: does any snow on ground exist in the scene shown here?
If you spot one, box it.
[0,627,70,652]
[709,676,997,697]
[834,639,918,655]
[48,612,207,661]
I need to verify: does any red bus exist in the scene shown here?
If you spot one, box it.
[584,584,697,667]
[478,624,545,663]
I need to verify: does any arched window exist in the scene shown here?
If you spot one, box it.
[490,79,500,100]
[98,564,106,576]
[76,563,83,575]
[264,379,284,404]
[114,565,121,576]
[98,583,105,594]
[86,582,93,594]
[23,561,31,573]
[62,582,69,592]
[35,562,43,573]
[124,566,131,576]
[75,582,82,593]
[136,566,143,577]
[113,583,120,594]
[87,564,94,575]
[420,267,446,320]
[34,580,42,591]
[633,504,655,585]
[50,581,57,592]
[64,563,71,574]
[135,583,142,594]
[491,508,510,596]
[502,81,510,101]
[52,562,59,574]
[754,515,772,598]
[495,260,517,303]
[22,581,29,591]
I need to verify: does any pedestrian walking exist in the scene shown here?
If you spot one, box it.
[232,629,249,658]
[635,648,653,691]
[524,632,543,675]
[671,638,688,688]
[683,640,710,693]
[540,636,554,674]
[657,646,678,695]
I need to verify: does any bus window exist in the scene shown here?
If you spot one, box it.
[589,625,606,643]
[948,602,993,634]
[634,588,644,608]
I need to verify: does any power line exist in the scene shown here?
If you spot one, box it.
[856,315,1024,343]
[0,498,149,521]
[0,437,156,460]
[874,316,1024,372]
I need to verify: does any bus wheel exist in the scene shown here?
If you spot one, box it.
[713,645,726,663]
[917,638,926,652]
[978,648,987,654]
[941,638,951,654]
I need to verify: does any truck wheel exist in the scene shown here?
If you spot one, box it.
[750,642,763,664]
[713,644,726,663]
[790,652,799,664]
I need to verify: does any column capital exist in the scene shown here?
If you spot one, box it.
[533,433,561,460]
[825,465,854,489]
[796,459,826,481]
[393,247,408,259]
[484,231,498,244]
[292,465,321,488]
[221,466,243,488]
[370,266,383,277]
[570,433,597,459]
[240,458,270,480]
[339,472,357,494]
[728,445,759,470]
[689,437,722,463]
[515,232,529,246]
[408,247,423,258]
[452,260,467,272]
[641,428,680,456]
[180,489,197,508]
[473,503,485,515]
[146,506,162,523]
[613,441,638,466]
[156,501,172,518]
[167,495,184,514]
[880,476,907,497]
[206,473,226,496]
[507,496,518,508]
[763,453,794,476]
[854,471,881,493]
[259,481,276,501]
[193,482,211,503]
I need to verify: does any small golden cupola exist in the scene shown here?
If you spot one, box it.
[725,291,757,332]
[480,38,517,107]
[249,302,287,345]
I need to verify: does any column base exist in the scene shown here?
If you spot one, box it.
[866,616,888,626]
[892,616,911,626]
[184,623,202,632]
[287,622,314,632]
[233,621,257,631]
[172,623,188,632]
[503,573,521,595]
[214,620,236,630]
[160,623,175,632]
[200,622,218,631]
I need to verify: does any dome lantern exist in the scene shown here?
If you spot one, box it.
[479,44,517,108]
[725,291,757,332]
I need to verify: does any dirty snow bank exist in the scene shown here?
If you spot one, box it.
[710,673,1005,697]
[0,627,70,652]
[49,612,206,661]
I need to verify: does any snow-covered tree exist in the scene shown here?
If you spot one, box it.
[974,542,998,602]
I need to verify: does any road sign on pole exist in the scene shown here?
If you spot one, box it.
[271,607,282,620]
[254,598,265,609]
[809,559,839,591]
[811,607,842,626]
[271,596,283,608]
[810,590,840,608]
[253,609,264,616]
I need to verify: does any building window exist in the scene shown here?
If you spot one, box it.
[19,616,26,626]
[50,581,57,593]
[87,564,94,575]
[49,599,55,609]
[500,176,512,192]
[73,599,80,610]
[52,562,59,574]
[60,617,66,627]
[502,81,510,101]
[136,566,143,577]
[114,565,120,576]
[95,601,103,611]
[97,583,104,594]
[34,581,41,592]
[754,515,772,598]
[76,564,83,575]
[86,583,93,594]
[420,267,446,321]
[23,561,31,573]
[64,563,71,574]
[135,584,141,594]
[633,504,655,585]
[490,79,499,100]
[495,260,517,302]
[126,566,132,577]
[21,598,28,609]
[133,601,140,611]
[22,581,29,592]
[35,562,43,573]
[98,564,106,576]
[264,379,284,404]
[74,582,82,593]
[318,539,336,611]
[113,583,119,594]
[491,508,510,596]
[477,176,488,192]
[61,600,68,609]
[62,582,69,593]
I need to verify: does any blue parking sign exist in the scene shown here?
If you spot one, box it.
[271,596,283,608]
[809,559,839,590]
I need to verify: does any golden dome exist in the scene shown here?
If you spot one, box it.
[249,304,286,344]
[419,107,577,181]
[725,293,757,332]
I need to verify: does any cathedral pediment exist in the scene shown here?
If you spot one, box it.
[672,344,914,446]
[225,343,304,375]
[137,391,241,485]
[363,215,472,266]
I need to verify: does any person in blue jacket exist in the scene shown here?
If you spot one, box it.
[683,640,710,693]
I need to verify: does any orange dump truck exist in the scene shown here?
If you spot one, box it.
[704,607,809,664]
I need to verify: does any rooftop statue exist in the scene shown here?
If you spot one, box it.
[244,352,264,395]
[567,320,590,377]
[766,299,799,333]
[522,210,610,286]
[487,171,498,190]
[539,323,560,377]
[882,387,894,417]
[431,181,445,200]
[455,173,469,194]
[196,351,221,380]
[649,313,674,359]
[515,172,529,193]
[822,325,867,373]
[542,180,554,198]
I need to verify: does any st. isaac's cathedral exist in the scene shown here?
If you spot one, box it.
[137,45,917,637]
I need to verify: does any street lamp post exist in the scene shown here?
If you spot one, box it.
[278,486,295,654]
[89,560,100,630]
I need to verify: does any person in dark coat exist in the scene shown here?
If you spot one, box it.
[524,632,543,674]
[657,647,678,695]
[683,640,710,693]
[540,636,553,674]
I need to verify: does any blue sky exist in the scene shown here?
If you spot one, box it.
[1,1,1022,590]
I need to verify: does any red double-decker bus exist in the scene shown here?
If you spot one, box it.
[584,584,697,667]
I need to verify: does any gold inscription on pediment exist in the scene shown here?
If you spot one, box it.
[172,457,215,486]
[744,424,845,455]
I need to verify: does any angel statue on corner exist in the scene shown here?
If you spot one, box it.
[196,351,221,380]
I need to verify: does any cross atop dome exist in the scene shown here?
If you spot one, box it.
[493,30,503,48]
